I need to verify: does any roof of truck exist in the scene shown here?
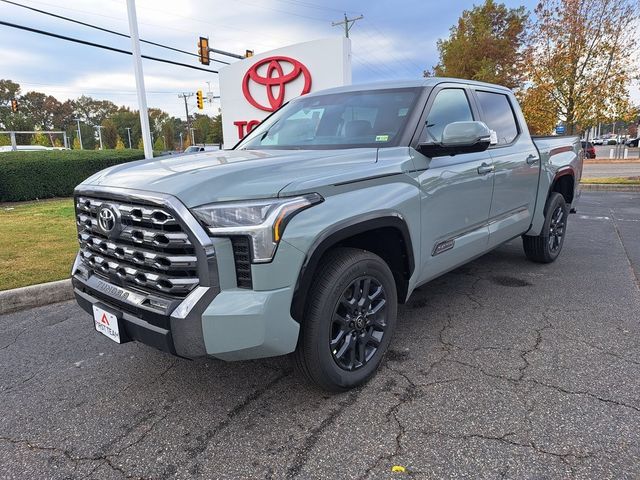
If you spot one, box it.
[304,77,512,97]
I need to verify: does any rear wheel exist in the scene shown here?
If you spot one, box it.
[293,248,397,392]
[522,192,568,263]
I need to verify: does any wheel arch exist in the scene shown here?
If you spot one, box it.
[290,214,415,323]
[549,167,576,206]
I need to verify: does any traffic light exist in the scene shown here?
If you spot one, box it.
[196,90,204,110]
[245,49,254,58]
[10,99,18,113]
[198,37,210,65]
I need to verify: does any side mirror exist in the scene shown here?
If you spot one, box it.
[417,121,492,157]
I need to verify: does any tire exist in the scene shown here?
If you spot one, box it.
[293,247,398,392]
[522,193,569,263]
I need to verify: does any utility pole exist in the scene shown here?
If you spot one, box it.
[179,131,183,151]
[190,127,196,145]
[74,118,83,150]
[179,92,194,145]
[95,125,104,150]
[126,0,153,159]
[125,127,132,149]
[332,13,363,38]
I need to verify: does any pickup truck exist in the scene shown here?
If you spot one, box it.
[72,78,583,391]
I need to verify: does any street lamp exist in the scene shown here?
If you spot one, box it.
[95,125,104,150]
[125,127,132,149]
[74,118,83,150]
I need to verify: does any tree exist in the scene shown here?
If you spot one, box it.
[31,131,51,147]
[101,119,118,149]
[427,0,528,89]
[525,0,639,134]
[161,120,175,150]
[153,135,165,151]
[73,136,81,149]
[72,95,118,126]
[517,84,557,135]
[210,114,223,144]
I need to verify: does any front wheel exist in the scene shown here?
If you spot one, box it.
[522,192,568,263]
[293,247,397,392]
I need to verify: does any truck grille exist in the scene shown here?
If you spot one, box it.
[75,196,199,298]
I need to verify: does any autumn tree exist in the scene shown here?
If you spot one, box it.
[101,119,118,149]
[524,0,639,134]
[427,0,528,89]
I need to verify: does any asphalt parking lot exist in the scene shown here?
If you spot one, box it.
[1,191,639,480]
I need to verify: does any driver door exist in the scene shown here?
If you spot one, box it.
[410,85,495,284]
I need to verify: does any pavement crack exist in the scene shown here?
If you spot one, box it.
[529,379,640,413]
[286,389,359,479]
[185,369,291,459]
[357,366,417,480]
[0,328,26,350]
[610,207,640,292]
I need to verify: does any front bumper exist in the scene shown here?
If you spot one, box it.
[73,257,300,361]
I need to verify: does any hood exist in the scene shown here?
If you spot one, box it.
[80,148,378,207]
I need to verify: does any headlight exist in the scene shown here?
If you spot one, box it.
[192,193,323,262]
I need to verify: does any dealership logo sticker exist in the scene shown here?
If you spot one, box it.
[100,313,110,326]
[242,56,312,112]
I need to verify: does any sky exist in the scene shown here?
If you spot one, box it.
[0,0,637,121]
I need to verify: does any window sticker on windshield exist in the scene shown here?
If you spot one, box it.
[398,108,408,117]
[375,135,389,142]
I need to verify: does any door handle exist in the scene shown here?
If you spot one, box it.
[526,154,539,165]
[477,163,495,175]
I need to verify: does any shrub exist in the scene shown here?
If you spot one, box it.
[0,149,146,202]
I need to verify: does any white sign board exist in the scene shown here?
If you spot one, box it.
[219,37,352,147]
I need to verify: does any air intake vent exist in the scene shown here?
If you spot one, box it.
[230,236,252,289]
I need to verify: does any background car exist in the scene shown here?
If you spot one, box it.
[581,141,596,158]
[625,137,639,147]
[183,145,221,153]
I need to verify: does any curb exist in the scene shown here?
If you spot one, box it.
[0,279,73,315]
[581,184,640,192]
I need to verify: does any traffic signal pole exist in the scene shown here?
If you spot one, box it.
[178,92,194,145]
[126,0,153,159]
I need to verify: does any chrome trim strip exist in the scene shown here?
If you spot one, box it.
[487,205,529,226]
[431,206,530,256]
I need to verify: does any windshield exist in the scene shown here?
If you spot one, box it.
[236,87,421,150]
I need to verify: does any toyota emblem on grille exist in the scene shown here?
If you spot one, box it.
[97,205,120,237]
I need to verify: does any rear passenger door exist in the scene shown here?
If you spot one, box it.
[411,85,495,284]
[472,89,540,248]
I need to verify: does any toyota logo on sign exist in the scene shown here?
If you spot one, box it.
[242,56,312,112]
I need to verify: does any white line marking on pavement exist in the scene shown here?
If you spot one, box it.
[578,215,611,220]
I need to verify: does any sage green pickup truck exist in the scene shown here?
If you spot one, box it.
[72,78,582,391]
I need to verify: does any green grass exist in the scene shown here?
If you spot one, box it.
[0,198,77,291]
[581,177,640,185]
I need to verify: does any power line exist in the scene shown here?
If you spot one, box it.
[0,0,231,65]
[0,20,219,74]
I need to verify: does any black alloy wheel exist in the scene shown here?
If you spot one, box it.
[522,192,569,263]
[293,247,398,392]
[330,276,388,371]
[548,205,566,254]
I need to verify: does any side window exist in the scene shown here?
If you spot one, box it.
[476,91,519,145]
[424,89,473,142]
